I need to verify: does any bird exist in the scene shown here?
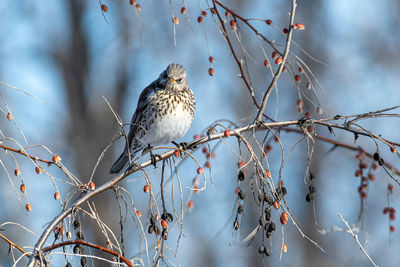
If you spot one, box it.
[110,63,195,173]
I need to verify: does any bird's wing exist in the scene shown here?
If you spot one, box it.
[125,80,158,148]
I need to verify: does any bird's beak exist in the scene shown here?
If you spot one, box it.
[170,78,176,83]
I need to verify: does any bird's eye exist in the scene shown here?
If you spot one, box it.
[177,78,183,82]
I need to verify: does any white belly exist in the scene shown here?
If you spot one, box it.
[140,103,193,146]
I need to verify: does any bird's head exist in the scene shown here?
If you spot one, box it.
[159,63,188,91]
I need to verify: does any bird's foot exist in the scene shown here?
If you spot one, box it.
[142,144,153,155]
[172,141,196,151]
[150,152,162,167]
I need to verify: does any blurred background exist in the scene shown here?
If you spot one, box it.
[0,0,399,266]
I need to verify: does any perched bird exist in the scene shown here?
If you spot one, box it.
[110,63,195,173]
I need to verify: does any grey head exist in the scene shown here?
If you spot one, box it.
[159,63,188,91]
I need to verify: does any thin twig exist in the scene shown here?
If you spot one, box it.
[338,213,379,267]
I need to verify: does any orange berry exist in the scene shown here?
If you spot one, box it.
[297,106,304,113]
[174,149,181,157]
[265,170,271,178]
[209,56,215,63]
[282,243,287,253]
[129,0,136,5]
[296,99,303,107]
[294,23,305,30]
[193,134,200,140]
[136,210,142,217]
[274,136,280,142]
[273,201,279,209]
[161,219,169,229]
[54,192,60,200]
[306,125,313,133]
[263,59,269,67]
[25,203,31,212]
[20,184,26,193]
[197,16,203,23]
[275,57,282,64]
[172,16,179,25]
[368,173,376,182]
[135,3,141,11]
[238,161,246,168]
[390,225,395,232]
[388,184,394,192]
[101,4,108,12]
[305,112,311,118]
[235,187,240,194]
[283,28,288,34]
[282,212,288,221]
[265,19,272,25]
[35,166,42,174]
[225,11,231,17]
[295,75,301,82]
[383,207,390,214]
[390,146,396,153]
[187,200,194,210]
[208,67,214,76]
[89,181,95,190]
[202,147,208,154]
[230,20,237,30]
[201,10,207,16]
[280,217,287,224]
[197,167,203,174]
[7,112,13,120]
[316,106,323,115]
[205,161,211,168]
[180,7,187,14]
[271,51,277,58]
[52,155,61,163]
[298,67,304,73]
[354,169,361,177]
[372,163,378,170]
[224,130,230,137]
[14,168,20,176]
[143,184,150,193]
[265,144,272,152]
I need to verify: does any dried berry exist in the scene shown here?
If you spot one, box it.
[233,219,239,230]
[238,190,245,200]
[101,4,108,12]
[238,171,245,181]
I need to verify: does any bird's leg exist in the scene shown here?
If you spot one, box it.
[143,144,161,167]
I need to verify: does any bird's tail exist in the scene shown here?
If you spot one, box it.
[110,145,143,174]
[110,152,129,174]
